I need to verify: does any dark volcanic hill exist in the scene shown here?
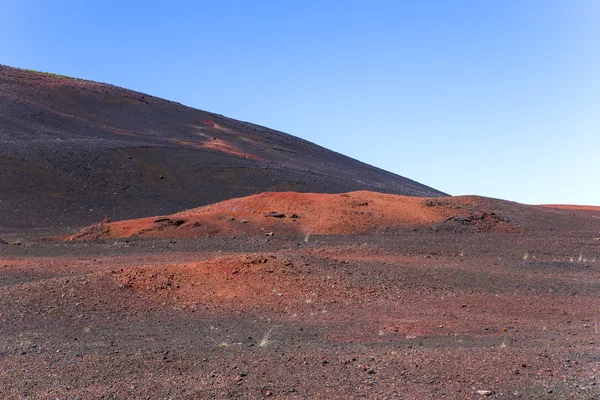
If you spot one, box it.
[0,65,445,232]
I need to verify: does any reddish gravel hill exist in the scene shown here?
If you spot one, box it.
[0,65,445,232]
[70,190,600,240]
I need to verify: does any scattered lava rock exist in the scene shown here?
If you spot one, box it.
[69,222,110,240]
[423,199,451,207]
[153,218,186,229]
[446,211,514,232]
[265,211,286,218]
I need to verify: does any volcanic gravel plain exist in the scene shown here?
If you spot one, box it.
[1,66,600,399]
[1,191,600,399]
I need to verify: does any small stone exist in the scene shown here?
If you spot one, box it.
[265,211,286,218]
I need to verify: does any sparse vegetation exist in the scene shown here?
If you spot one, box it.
[500,335,508,349]
[209,337,229,347]
[23,68,83,81]
[258,327,275,348]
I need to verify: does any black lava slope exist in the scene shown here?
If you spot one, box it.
[0,65,446,231]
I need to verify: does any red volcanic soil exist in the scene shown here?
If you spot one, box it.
[71,191,523,240]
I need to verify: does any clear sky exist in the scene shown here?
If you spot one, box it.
[1,1,598,205]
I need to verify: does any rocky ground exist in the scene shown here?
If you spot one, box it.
[3,65,599,400]
[1,227,599,399]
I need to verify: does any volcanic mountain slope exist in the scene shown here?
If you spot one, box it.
[71,190,600,240]
[0,65,445,231]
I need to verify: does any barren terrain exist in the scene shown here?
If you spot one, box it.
[1,66,599,399]
[2,191,600,399]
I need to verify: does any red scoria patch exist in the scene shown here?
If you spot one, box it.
[200,138,264,161]
[110,253,353,314]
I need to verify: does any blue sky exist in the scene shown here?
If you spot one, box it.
[1,1,598,205]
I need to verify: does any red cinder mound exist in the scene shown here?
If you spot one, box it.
[70,191,519,240]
